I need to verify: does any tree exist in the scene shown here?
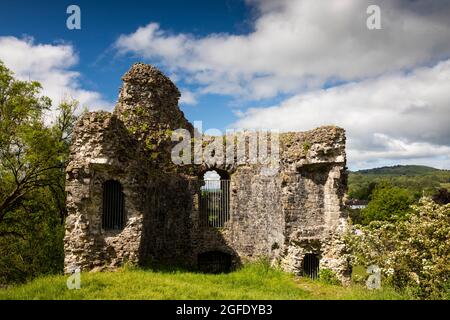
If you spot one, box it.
[346,198,450,299]
[0,61,79,224]
[361,182,414,224]
[0,60,80,283]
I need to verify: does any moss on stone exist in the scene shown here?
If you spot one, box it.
[303,142,312,152]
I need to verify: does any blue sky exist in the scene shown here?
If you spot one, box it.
[1,0,449,170]
[0,0,253,129]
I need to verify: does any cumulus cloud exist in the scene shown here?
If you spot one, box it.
[231,60,450,169]
[179,88,198,105]
[0,36,112,116]
[115,0,450,100]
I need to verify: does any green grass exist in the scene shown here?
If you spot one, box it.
[0,263,411,300]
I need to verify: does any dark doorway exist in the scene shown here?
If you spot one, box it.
[302,253,320,279]
[198,251,232,274]
[102,180,124,230]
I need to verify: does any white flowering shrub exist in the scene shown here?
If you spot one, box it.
[346,197,450,299]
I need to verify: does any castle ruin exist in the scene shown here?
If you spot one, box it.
[64,63,350,280]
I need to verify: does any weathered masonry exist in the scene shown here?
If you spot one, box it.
[64,63,350,281]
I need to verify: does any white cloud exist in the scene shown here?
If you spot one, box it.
[179,89,198,105]
[0,36,112,117]
[231,60,450,169]
[115,0,450,100]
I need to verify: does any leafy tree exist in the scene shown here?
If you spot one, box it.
[348,180,377,200]
[361,182,414,224]
[0,60,80,283]
[346,198,450,299]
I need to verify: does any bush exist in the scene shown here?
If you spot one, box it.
[0,189,65,284]
[346,198,450,299]
[319,269,341,285]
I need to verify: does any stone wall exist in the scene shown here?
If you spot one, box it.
[64,112,147,272]
[64,63,350,280]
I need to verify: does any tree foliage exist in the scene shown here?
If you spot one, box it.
[348,165,450,201]
[0,61,80,284]
[346,198,450,299]
[360,182,415,224]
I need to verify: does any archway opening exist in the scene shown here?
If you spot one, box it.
[198,251,232,274]
[200,169,230,228]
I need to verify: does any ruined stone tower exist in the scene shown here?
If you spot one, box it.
[64,63,350,280]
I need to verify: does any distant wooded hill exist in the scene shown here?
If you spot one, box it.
[348,165,450,200]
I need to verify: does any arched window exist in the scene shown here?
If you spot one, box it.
[302,253,320,279]
[102,180,124,230]
[200,170,230,228]
[198,251,232,274]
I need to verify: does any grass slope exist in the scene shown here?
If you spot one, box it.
[354,165,440,176]
[0,263,410,300]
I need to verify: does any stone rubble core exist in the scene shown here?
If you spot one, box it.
[64,63,351,281]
